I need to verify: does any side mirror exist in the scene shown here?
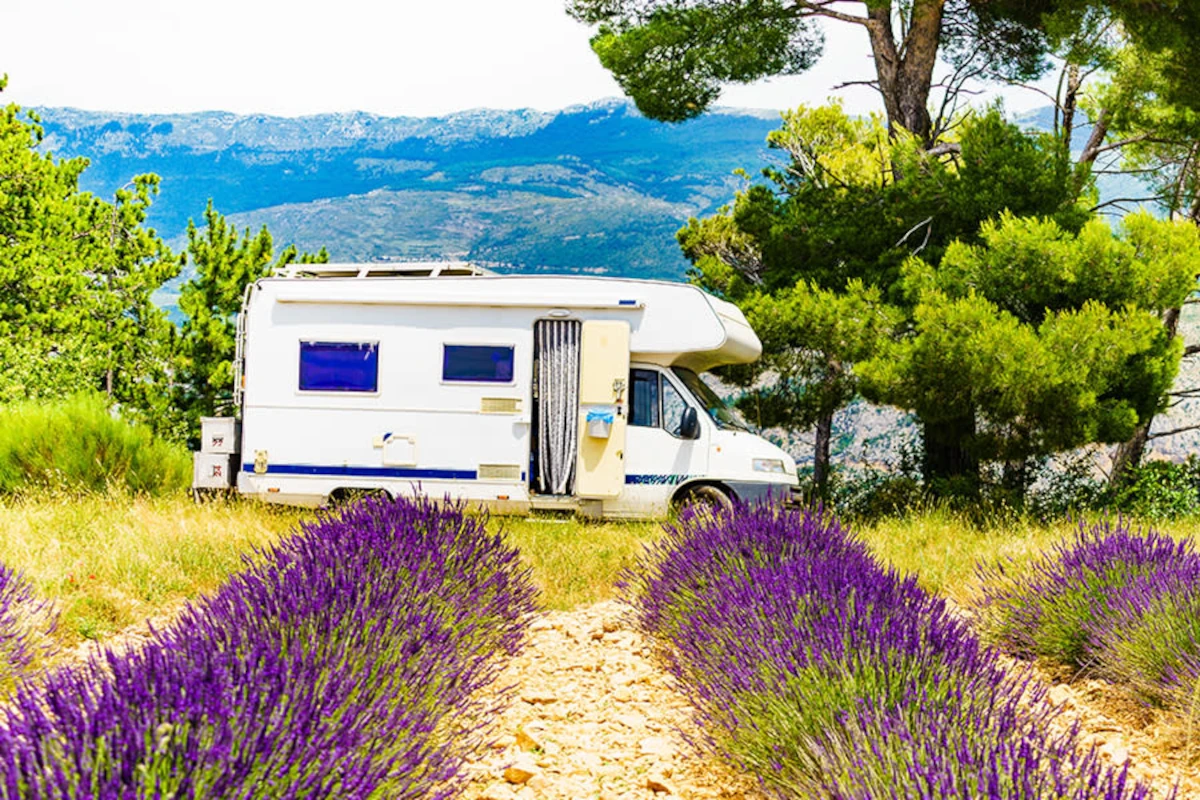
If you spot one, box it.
[680,407,701,440]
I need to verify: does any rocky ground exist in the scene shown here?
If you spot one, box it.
[461,601,764,800]
[1033,664,1200,799]
[464,601,1200,800]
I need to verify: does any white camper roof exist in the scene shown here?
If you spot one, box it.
[257,271,761,372]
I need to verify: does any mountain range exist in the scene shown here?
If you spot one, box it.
[37,100,782,283]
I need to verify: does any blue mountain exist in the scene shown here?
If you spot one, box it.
[36,100,781,281]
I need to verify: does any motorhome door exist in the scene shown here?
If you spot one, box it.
[533,319,582,495]
[575,320,630,498]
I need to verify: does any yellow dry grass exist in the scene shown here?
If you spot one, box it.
[492,515,661,610]
[4,491,1200,655]
[0,493,304,648]
[857,509,1200,606]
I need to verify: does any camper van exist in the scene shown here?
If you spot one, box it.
[193,262,798,518]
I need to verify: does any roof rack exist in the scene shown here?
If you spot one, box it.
[277,261,495,279]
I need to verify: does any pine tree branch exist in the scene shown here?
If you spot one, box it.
[1077,108,1110,167]
[798,1,869,25]
[1148,423,1200,440]
[925,142,962,157]
[1090,196,1163,212]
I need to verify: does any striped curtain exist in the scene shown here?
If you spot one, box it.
[536,320,581,495]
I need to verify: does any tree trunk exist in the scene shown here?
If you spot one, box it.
[864,0,944,144]
[813,408,834,497]
[1110,425,1150,488]
[1111,306,1182,486]
[922,413,978,489]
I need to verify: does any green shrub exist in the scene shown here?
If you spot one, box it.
[1026,453,1108,520]
[0,394,190,496]
[1111,457,1200,521]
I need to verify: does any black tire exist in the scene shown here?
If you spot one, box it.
[326,487,390,509]
[673,484,733,517]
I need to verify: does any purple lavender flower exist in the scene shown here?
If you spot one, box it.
[626,504,1161,799]
[0,494,537,799]
[1086,568,1200,717]
[0,560,56,688]
[976,519,1200,667]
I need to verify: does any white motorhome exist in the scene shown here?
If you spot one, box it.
[194,262,798,518]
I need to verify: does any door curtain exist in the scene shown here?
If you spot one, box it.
[535,319,581,495]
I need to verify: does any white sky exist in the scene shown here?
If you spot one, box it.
[0,0,1051,118]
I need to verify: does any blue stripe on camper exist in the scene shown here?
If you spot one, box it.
[243,464,477,480]
[245,465,691,486]
[625,474,691,486]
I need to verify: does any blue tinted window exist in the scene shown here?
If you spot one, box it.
[630,369,660,427]
[299,341,378,392]
[443,345,514,383]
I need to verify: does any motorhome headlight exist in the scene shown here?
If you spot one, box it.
[752,458,786,474]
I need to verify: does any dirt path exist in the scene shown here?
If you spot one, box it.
[462,601,764,800]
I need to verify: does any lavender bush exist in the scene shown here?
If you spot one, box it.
[0,494,537,799]
[0,561,55,690]
[626,504,1157,799]
[1093,574,1200,715]
[979,519,1200,722]
[976,520,1199,667]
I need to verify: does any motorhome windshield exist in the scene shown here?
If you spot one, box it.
[671,368,753,433]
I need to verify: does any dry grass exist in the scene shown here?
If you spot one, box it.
[856,509,1200,606]
[5,491,1200,654]
[494,515,661,610]
[0,495,663,655]
[0,493,304,649]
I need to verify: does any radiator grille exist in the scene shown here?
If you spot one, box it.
[478,464,522,481]
[480,397,521,414]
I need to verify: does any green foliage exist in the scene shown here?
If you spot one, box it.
[572,1,822,123]
[0,93,179,433]
[174,201,327,431]
[683,105,1161,492]
[829,468,928,521]
[0,395,190,496]
[570,0,1051,131]
[863,213,1196,480]
[729,281,900,433]
[1094,0,1200,114]
[1110,458,1200,520]
[685,105,1090,300]
[1086,45,1200,221]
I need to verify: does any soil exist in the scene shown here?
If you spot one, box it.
[461,601,764,800]
[1027,661,1200,799]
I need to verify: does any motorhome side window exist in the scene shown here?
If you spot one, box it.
[442,344,515,383]
[662,380,687,437]
[629,369,687,437]
[298,341,379,392]
[629,369,660,427]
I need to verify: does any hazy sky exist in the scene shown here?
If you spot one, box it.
[0,0,1048,118]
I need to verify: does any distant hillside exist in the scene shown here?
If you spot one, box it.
[36,101,781,282]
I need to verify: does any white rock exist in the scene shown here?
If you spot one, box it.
[520,691,558,705]
[639,736,673,758]
[1099,739,1130,766]
[1048,684,1073,708]
[482,783,518,800]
